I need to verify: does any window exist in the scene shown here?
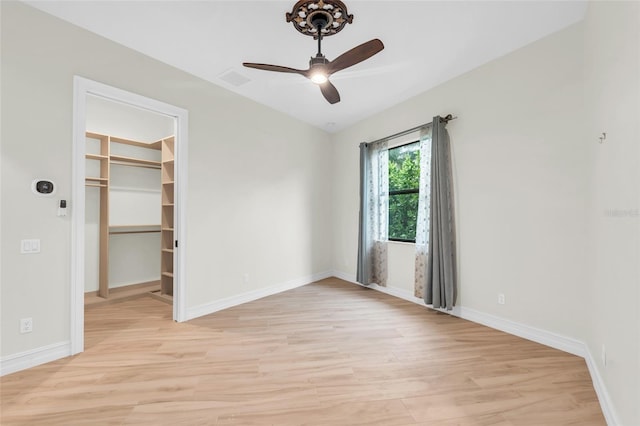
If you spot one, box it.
[388,141,421,242]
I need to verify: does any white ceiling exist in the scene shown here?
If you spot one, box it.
[27,1,587,132]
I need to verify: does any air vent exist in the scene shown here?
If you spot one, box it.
[218,69,251,87]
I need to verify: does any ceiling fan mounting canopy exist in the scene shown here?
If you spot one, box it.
[309,11,330,31]
[286,0,354,38]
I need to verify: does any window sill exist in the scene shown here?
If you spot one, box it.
[387,240,415,247]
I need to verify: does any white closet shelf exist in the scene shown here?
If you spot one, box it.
[162,248,174,254]
[162,272,174,278]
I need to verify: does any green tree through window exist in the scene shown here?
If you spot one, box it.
[388,141,420,242]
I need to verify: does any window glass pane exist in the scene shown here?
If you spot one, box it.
[389,142,420,192]
[389,193,419,241]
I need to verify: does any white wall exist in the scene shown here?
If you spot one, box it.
[584,2,640,425]
[86,95,174,142]
[332,23,589,340]
[0,2,332,357]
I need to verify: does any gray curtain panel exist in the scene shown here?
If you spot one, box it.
[357,142,371,285]
[425,116,457,309]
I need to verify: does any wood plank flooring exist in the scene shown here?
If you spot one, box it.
[84,280,161,306]
[1,278,605,425]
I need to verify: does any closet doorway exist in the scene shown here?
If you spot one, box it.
[71,77,188,355]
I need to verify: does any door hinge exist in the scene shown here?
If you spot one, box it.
[175,240,178,248]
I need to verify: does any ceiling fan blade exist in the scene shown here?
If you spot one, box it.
[320,80,341,104]
[243,63,308,76]
[327,39,384,75]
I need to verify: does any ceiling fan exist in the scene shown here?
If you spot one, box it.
[243,0,384,105]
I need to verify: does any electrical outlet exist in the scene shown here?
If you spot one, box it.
[20,318,33,334]
[498,293,505,305]
[601,345,607,367]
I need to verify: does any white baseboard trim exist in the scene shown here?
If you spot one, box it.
[1,341,71,376]
[332,270,463,316]
[333,270,583,355]
[456,306,585,357]
[332,270,617,425]
[584,347,619,426]
[185,270,333,321]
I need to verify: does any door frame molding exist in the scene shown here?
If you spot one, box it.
[71,76,189,355]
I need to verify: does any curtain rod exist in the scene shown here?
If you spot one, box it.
[364,114,457,146]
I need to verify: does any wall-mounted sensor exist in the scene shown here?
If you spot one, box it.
[31,179,56,196]
[58,199,67,217]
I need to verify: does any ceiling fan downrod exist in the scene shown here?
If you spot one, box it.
[312,15,327,58]
[308,16,329,84]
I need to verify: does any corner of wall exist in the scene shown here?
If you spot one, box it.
[186,271,333,321]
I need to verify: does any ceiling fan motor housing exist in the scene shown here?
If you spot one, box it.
[286,0,354,38]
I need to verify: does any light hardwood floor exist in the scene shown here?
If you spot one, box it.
[1,278,604,425]
[84,280,161,306]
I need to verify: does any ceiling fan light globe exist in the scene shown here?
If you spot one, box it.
[310,73,328,84]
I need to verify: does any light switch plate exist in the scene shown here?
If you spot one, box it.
[21,239,41,254]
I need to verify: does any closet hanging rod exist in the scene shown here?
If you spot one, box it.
[110,154,161,166]
[110,160,161,170]
[110,224,160,229]
[109,225,161,235]
[109,230,161,235]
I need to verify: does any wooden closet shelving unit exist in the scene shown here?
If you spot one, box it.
[85,132,175,300]
[85,133,110,298]
[161,136,175,296]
